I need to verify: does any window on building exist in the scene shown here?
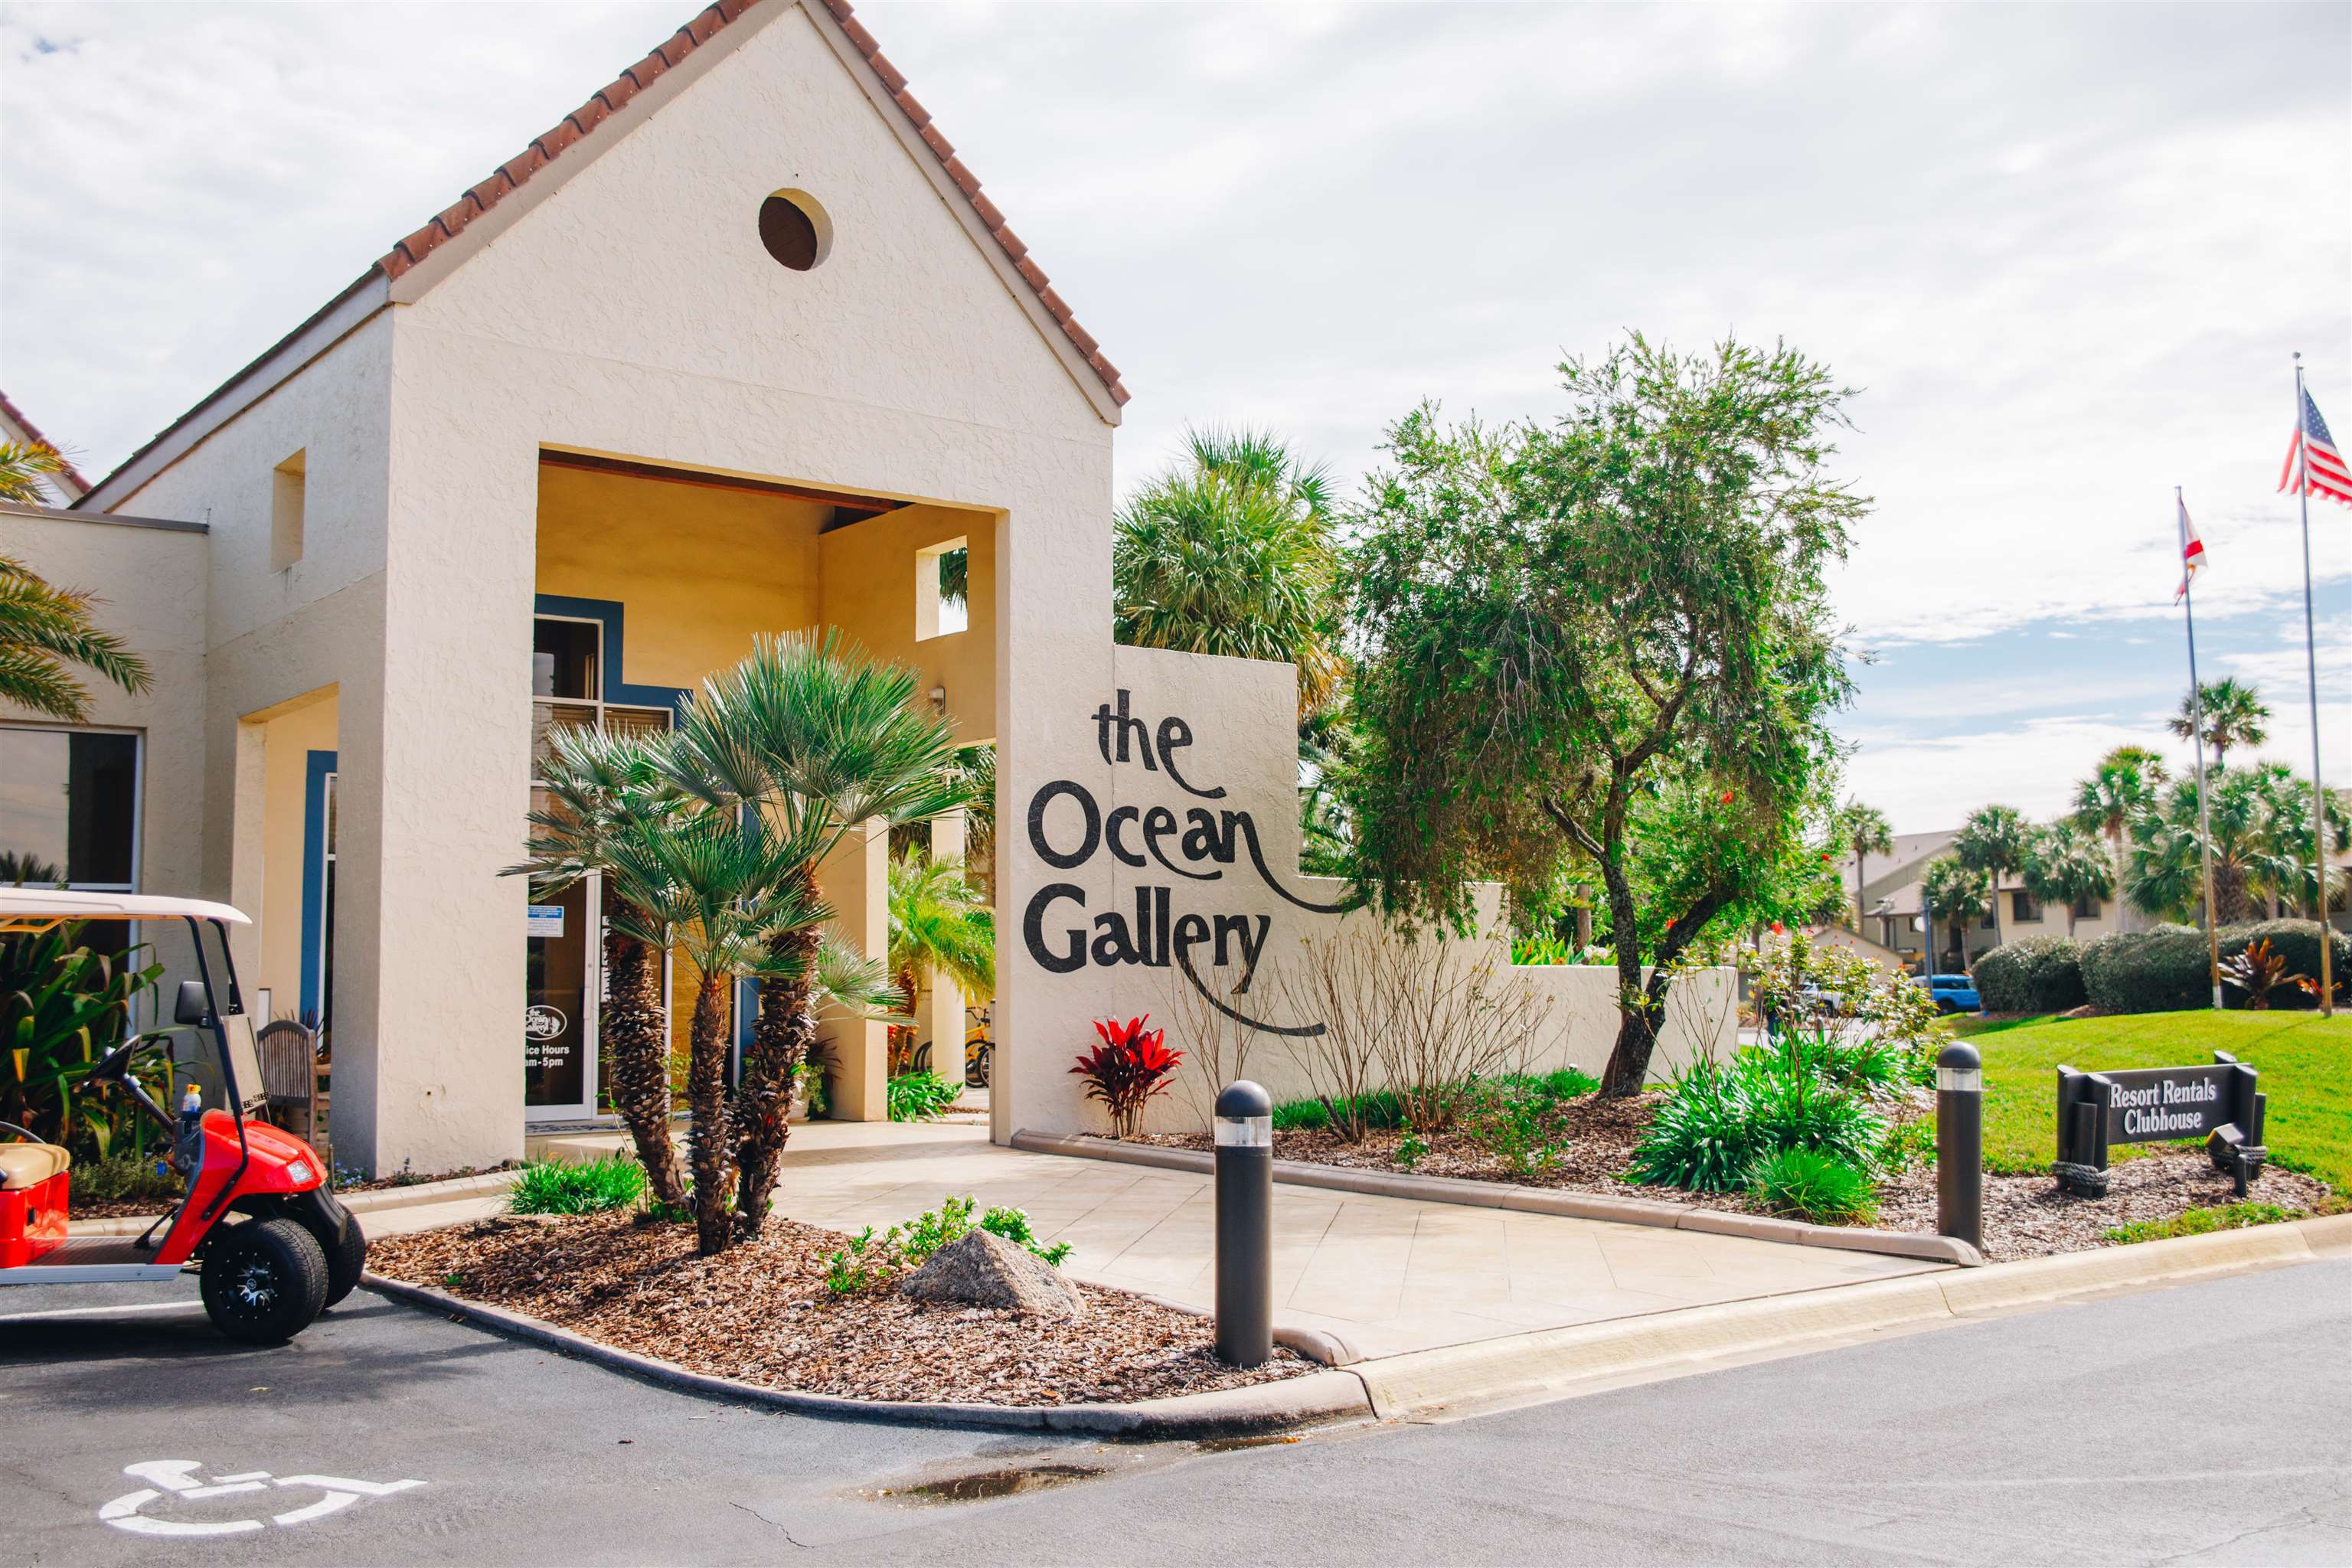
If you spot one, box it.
[1978,910,1998,931]
[272,449,307,572]
[914,538,969,641]
[1,727,139,960]
[2011,890,2043,923]
[2071,893,2100,921]
[529,616,668,793]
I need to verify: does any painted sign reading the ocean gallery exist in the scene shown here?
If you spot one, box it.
[1021,691,1352,1034]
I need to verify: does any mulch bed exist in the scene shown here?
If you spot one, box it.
[368,1210,1310,1408]
[1119,1093,2336,1264]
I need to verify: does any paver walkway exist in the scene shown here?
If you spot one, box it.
[540,1121,1941,1361]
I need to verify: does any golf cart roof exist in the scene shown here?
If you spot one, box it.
[0,887,251,929]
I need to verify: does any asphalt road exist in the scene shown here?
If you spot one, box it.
[6,1260,2348,1566]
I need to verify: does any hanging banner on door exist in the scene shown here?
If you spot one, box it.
[526,905,565,938]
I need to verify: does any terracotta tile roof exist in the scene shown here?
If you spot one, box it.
[0,389,92,495]
[378,0,1127,406]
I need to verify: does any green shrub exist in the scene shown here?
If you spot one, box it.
[1751,1148,1877,1224]
[2217,920,2349,1008]
[1,920,167,1160]
[825,1194,1072,1295]
[1271,1096,1328,1132]
[1460,1080,1569,1175]
[509,1155,646,1215]
[1873,1116,1936,1174]
[68,1148,182,1209]
[2103,1200,2298,1245]
[887,1071,962,1122]
[1396,1131,1428,1171]
[2079,926,2214,1014]
[1974,936,2086,1013]
[1627,1047,1884,1194]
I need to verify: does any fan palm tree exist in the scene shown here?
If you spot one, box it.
[508,725,693,1209]
[1952,804,2028,949]
[1113,426,1345,717]
[664,630,970,1236]
[1920,856,1991,971]
[2070,745,2167,933]
[1,550,151,720]
[2022,818,2113,937]
[2125,764,2318,927]
[1840,800,1893,932]
[2168,678,2269,767]
[886,851,994,1053]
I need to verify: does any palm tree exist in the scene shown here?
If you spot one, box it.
[1113,426,1345,717]
[2022,819,2113,937]
[2070,745,2167,933]
[2124,763,2331,926]
[1841,800,1893,933]
[886,851,994,1060]
[0,439,74,504]
[2168,678,2269,768]
[1952,804,2028,949]
[664,631,970,1236]
[508,725,692,1209]
[1920,856,1991,971]
[1,550,151,720]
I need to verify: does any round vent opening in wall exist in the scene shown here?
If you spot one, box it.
[759,189,833,272]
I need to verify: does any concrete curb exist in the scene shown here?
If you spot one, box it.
[1011,1130,1984,1267]
[70,1169,523,1236]
[1344,1214,2340,1420]
[361,1272,1374,1436]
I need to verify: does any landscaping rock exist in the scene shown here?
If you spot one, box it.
[900,1229,1086,1321]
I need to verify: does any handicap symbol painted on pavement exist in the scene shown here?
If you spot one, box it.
[99,1459,426,1537]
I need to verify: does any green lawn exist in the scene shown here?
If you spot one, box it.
[1940,1010,2352,1197]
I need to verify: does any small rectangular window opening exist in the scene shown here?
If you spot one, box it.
[271,449,307,572]
[915,537,969,641]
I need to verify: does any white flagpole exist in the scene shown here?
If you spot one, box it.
[2293,354,2335,1015]
[2179,488,2223,1010]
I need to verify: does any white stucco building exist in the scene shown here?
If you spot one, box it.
[3,0,1726,1174]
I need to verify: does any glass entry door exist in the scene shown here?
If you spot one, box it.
[524,880,597,1118]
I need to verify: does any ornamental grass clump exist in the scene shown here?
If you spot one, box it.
[1071,1014,1183,1138]
[1626,1044,1885,1195]
[1750,1148,1877,1224]
[508,1154,647,1216]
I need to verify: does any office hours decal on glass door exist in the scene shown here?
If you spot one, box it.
[1021,690,1357,1036]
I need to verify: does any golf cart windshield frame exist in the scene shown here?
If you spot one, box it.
[182,913,254,1222]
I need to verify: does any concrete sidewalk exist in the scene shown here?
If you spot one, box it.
[539,1122,1942,1361]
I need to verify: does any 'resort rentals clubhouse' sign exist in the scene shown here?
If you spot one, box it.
[2053,1050,2269,1199]
[1021,690,1352,1037]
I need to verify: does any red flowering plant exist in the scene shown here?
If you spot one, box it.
[1070,1014,1184,1138]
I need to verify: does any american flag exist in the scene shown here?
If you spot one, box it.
[2279,387,2352,509]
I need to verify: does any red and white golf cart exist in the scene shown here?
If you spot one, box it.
[1,889,365,1343]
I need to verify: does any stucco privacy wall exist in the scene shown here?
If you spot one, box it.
[818,502,995,741]
[0,505,211,1009]
[369,0,1111,1165]
[1004,642,1736,1137]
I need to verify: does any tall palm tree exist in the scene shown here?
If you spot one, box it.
[1,550,150,720]
[2023,819,2113,937]
[886,851,994,1050]
[665,631,969,1236]
[2070,745,2167,933]
[2168,678,2269,768]
[1113,425,1345,717]
[1841,800,1893,933]
[1920,856,1991,971]
[508,725,692,1209]
[2125,764,2324,927]
[1952,804,2028,949]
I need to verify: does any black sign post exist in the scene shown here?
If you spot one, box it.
[2053,1050,2267,1198]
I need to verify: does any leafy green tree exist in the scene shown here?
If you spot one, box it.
[1344,335,1865,1096]
[2168,677,2269,767]
[886,851,995,1031]
[1839,800,1893,931]
[1,550,150,720]
[1919,856,1990,971]
[1952,804,2028,949]
[665,631,969,1236]
[1114,426,1344,717]
[2131,762,2347,924]
[2070,745,2167,933]
[2021,818,2112,937]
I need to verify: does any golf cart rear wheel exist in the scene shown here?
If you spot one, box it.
[201,1216,328,1344]
[322,1211,368,1308]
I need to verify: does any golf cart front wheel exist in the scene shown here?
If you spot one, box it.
[201,1217,329,1344]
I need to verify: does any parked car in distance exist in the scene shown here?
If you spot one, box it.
[1917,973,1981,1014]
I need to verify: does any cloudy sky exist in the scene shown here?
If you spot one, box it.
[4,1,2346,832]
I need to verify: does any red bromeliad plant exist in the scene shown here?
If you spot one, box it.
[1070,1015,1184,1138]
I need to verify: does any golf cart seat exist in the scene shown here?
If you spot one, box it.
[0,1142,70,1189]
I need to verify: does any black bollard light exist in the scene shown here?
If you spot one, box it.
[1214,1079,1273,1367]
[1936,1041,1984,1252]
